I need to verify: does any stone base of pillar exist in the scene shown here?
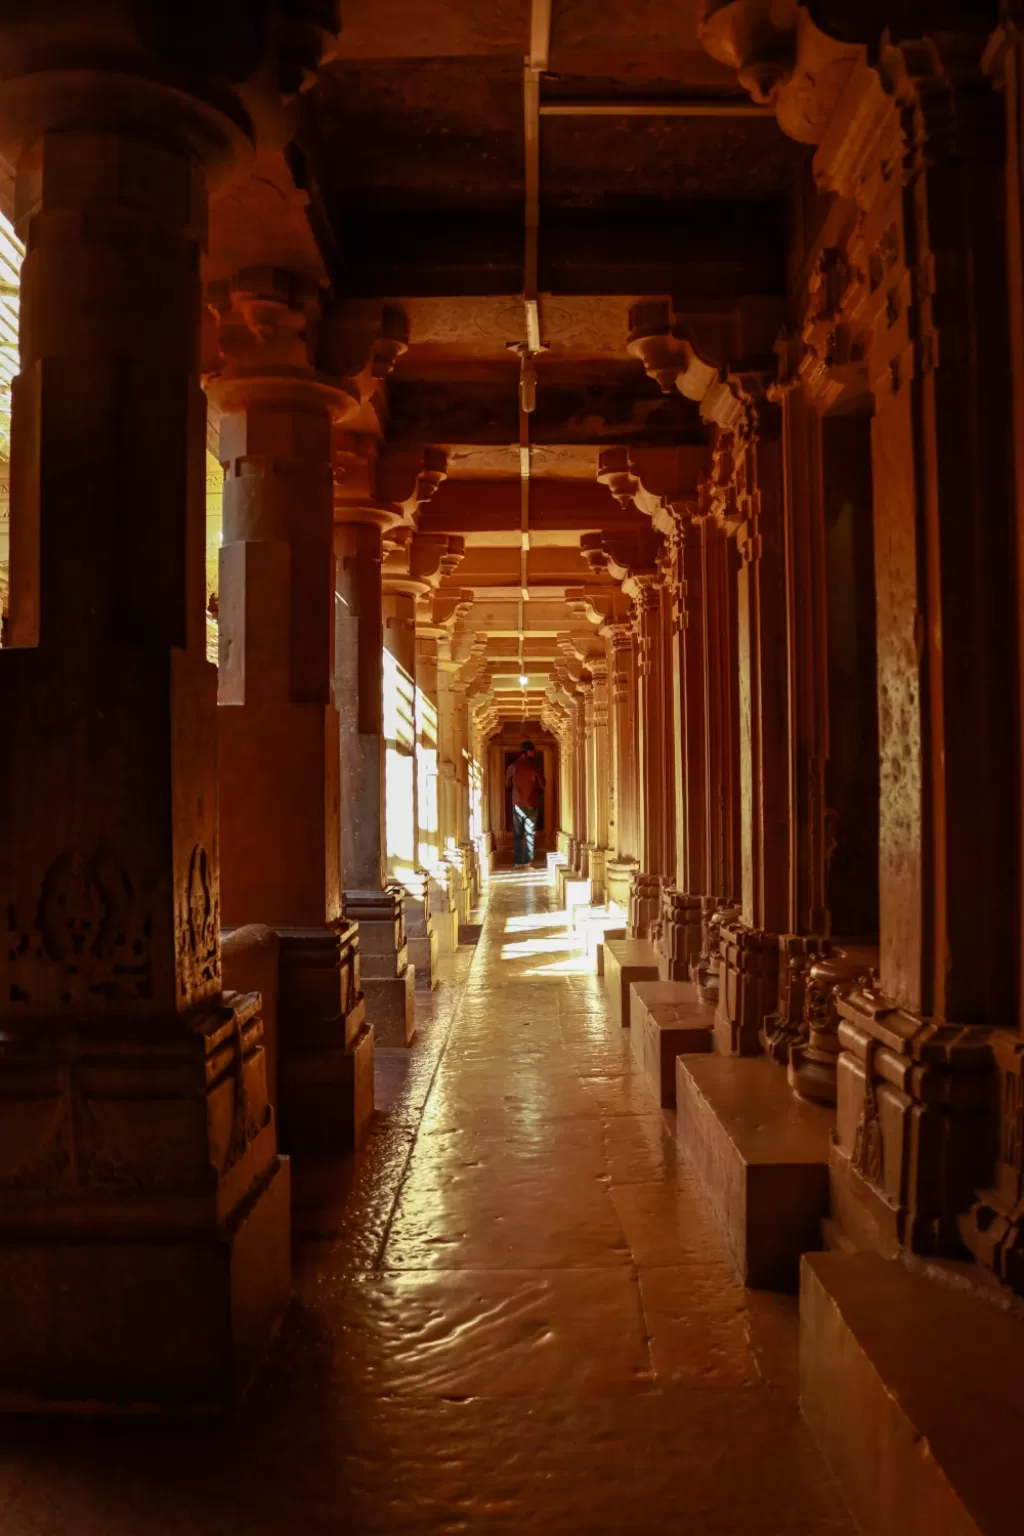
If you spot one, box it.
[443,853,471,926]
[402,875,438,991]
[459,842,480,907]
[604,858,637,918]
[276,923,373,1153]
[715,921,779,1055]
[0,994,290,1409]
[344,888,415,1046]
[475,830,496,877]
[407,932,439,989]
[627,872,662,941]
[830,988,993,1260]
[363,972,416,1045]
[588,845,607,904]
[657,889,703,981]
[428,873,459,955]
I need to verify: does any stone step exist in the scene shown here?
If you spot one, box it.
[601,937,659,1027]
[675,1054,833,1288]
[629,980,715,1106]
[801,1251,1024,1536]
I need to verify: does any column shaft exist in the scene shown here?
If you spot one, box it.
[335,519,414,1044]
[0,122,288,1404]
[212,300,371,1154]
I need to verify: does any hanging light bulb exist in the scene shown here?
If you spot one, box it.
[519,672,529,687]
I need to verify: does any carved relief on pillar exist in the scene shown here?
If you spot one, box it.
[831,986,995,1260]
[715,920,780,1057]
[759,933,827,1066]
[692,898,741,1006]
[660,888,704,981]
[628,872,663,944]
[787,942,878,1107]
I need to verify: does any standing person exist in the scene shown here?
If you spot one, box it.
[506,740,547,867]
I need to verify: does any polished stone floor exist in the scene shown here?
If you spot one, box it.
[0,869,854,1534]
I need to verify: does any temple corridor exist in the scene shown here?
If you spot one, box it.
[0,870,853,1535]
[5,5,1024,1532]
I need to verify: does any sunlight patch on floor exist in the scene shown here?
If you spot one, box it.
[520,955,596,976]
[503,911,569,934]
[500,934,581,959]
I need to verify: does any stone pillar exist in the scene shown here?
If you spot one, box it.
[0,25,324,1398]
[382,553,437,989]
[712,419,789,1055]
[605,621,640,914]
[333,445,415,1046]
[660,513,708,980]
[589,660,610,902]
[210,270,371,1155]
[793,42,1015,1261]
[451,679,478,901]
[689,501,742,1002]
[415,632,458,953]
[574,689,589,875]
[961,7,1024,1300]
[436,659,468,921]
[628,581,667,941]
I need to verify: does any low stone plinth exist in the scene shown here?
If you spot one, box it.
[675,1055,832,1288]
[595,926,626,976]
[630,980,714,1106]
[222,924,281,1112]
[408,930,439,990]
[602,938,659,1027]
[564,877,593,923]
[801,1252,1024,1536]
[283,1020,375,1153]
[364,967,416,1045]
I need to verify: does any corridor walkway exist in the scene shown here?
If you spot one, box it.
[0,872,854,1534]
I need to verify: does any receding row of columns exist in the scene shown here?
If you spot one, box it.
[547,18,1024,1305]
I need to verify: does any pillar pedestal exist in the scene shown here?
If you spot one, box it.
[605,857,638,918]
[343,887,415,1045]
[0,995,290,1408]
[627,871,663,941]
[715,920,779,1055]
[830,989,993,1260]
[429,871,459,954]
[276,923,373,1151]
[658,888,704,981]
[403,872,439,991]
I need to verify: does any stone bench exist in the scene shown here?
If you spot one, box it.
[675,1054,832,1288]
[601,937,659,1027]
[801,1251,1024,1536]
[630,980,715,1106]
